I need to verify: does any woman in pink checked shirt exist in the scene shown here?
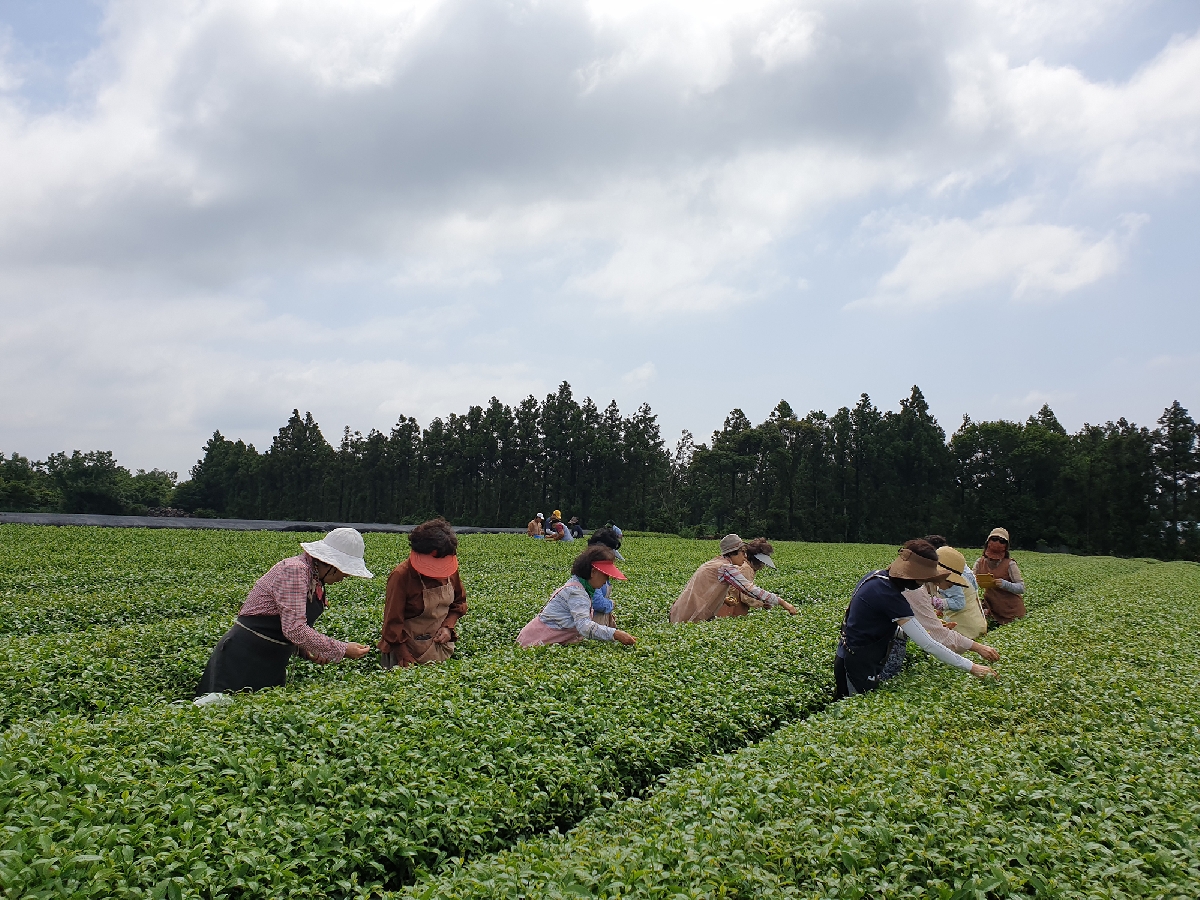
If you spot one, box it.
[195,528,374,697]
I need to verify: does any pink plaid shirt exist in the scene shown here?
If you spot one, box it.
[238,553,347,664]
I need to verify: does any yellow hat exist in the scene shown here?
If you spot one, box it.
[552,509,562,519]
[936,546,969,587]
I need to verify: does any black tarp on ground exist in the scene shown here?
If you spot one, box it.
[0,513,525,534]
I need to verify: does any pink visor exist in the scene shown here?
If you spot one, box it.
[592,559,626,581]
[409,551,459,578]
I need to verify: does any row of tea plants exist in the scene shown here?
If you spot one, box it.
[401,560,1200,899]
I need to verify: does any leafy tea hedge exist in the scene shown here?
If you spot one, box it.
[401,561,1200,899]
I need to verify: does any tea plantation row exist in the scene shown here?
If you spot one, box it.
[0,526,1161,899]
[0,527,900,725]
[400,561,1200,900]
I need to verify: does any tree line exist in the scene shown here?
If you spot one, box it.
[2,383,1197,558]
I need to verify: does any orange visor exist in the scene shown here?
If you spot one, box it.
[409,551,459,578]
[592,559,626,581]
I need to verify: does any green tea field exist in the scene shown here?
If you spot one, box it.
[1,525,1197,898]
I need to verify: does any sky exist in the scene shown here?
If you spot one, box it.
[1,0,1198,476]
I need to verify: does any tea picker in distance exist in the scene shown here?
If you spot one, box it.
[517,544,638,647]
[835,539,997,700]
[670,533,799,623]
[975,527,1026,626]
[194,528,373,700]
[379,518,468,668]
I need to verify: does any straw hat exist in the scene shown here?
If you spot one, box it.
[301,528,373,578]
[719,534,745,555]
[935,546,969,587]
[887,546,942,582]
[987,527,1010,543]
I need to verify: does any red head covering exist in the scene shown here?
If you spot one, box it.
[592,559,626,581]
[409,551,459,578]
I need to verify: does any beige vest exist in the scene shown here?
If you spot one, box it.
[671,557,736,623]
[404,576,456,664]
[942,580,987,641]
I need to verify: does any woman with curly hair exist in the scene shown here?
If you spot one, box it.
[378,518,468,668]
[517,545,638,648]
[716,536,777,617]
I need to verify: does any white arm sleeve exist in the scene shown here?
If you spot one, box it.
[898,617,974,671]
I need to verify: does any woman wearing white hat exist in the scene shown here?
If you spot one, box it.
[670,534,798,623]
[195,528,374,696]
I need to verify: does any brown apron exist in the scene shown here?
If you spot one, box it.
[975,556,1025,625]
[404,576,457,664]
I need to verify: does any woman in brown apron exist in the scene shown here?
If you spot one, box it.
[379,518,468,668]
[974,527,1027,626]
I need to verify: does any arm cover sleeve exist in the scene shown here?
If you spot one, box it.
[996,578,1025,595]
[899,617,974,671]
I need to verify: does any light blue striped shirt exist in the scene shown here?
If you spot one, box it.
[536,576,617,641]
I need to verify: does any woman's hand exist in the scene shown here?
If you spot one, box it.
[433,627,453,644]
[613,630,637,646]
[344,643,372,660]
[969,663,997,678]
[972,642,1000,662]
[779,600,798,615]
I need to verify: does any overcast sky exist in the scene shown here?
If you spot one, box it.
[2,0,1199,475]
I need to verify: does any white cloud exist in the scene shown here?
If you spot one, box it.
[856,202,1142,309]
[753,9,820,71]
[1,0,1199,468]
[621,362,657,385]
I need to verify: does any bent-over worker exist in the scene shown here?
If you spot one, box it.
[716,536,776,617]
[517,545,637,647]
[670,533,798,623]
[835,539,997,699]
[934,545,988,640]
[586,525,625,628]
[195,528,373,696]
[379,518,467,668]
[901,548,999,663]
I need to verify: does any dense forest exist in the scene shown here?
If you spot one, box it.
[3,383,1197,559]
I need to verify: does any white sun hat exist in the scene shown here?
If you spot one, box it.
[301,528,374,578]
[754,553,776,569]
